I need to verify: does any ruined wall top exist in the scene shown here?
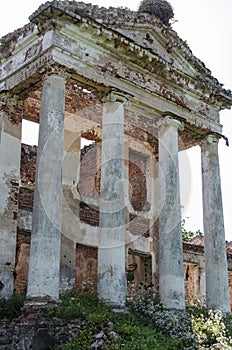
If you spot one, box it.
[1,0,232,135]
[1,0,231,111]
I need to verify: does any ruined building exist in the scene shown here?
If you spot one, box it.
[1,1,232,313]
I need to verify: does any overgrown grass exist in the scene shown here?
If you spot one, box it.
[51,290,232,350]
[49,291,192,349]
[1,290,232,349]
[0,292,25,320]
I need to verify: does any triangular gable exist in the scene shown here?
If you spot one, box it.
[28,1,231,109]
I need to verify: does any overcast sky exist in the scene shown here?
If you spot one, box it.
[1,0,232,239]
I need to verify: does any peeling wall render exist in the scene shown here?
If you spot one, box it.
[0,0,232,312]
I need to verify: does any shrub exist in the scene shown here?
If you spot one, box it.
[130,289,232,350]
[0,293,25,320]
[191,310,232,349]
[48,290,102,320]
[181,218,203,242]
[59,290,186,350]
[224,313,232,338]
[130,294,197,349]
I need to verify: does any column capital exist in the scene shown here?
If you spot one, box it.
[201,134,220,146]
[0,92,24,123]
[43,65,71,80]
[0,92,23,108]
[155,116,184,131]
[201,131,230,313]
[101,90,132,106]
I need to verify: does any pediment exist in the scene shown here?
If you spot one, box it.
[1,1,231,111]
[27,1,209,78]
[54,1,232,108]
[100,19,220,100]
[90,9,231,109]
[115,25,199,77]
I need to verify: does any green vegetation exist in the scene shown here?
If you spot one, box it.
[53,291,184,350]
[181,218,203,242]
[0,292,25,320]
[48,290,232,350]
[1,290,232,349]
[130,291,232,350]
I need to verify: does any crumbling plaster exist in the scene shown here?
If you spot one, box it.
[0,108,22,298]
[1,1,231,139]
[1,0,232,310]
[12,137,232,309]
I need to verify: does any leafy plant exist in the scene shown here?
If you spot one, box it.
[181,218,203,242]
[0,293,25,320]
[48,290,102,320]
[130,293,197,349]
[3,290,231,350]
[130,289,232,350]
[58,290,187,350]
[191,310,232,349]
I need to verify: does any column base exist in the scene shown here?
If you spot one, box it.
[112,307,129,314]
[25,296,61,308]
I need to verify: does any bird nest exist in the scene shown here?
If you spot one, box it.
[138,0,174,26]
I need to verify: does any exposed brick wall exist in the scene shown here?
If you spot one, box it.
[129,151,147,211]
[16,143,232,310]
[75,244,98,291]
[184,260,232,310]
[10,179,20,221]
[78,143,101,197]
[79,202,99,227]
[20,144,37,184]
[19,143,149,235]
[129,214,150,237]
[127,254,152,287]
[18,187,34,212]
[228,271,232,311]
[14,233,31,293]
[19,144,36,212]
[184,263,201,304]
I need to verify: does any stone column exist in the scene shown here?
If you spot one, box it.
[152,157,160,293]
[0,93,22,299]
[26,72,66,303]
[98,92,127,308]
[60,131,81,292]
[201,135,230,313]
[158,116,185,310]
[63,130,81,186]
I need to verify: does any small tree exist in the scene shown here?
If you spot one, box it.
[181,218,203,242]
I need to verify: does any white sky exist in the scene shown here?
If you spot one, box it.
[1,0,232,239]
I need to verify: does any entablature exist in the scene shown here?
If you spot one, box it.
[0,1,230,140]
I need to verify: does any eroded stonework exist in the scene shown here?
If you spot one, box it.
[14,144,232,311]
[1,1,232,312]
